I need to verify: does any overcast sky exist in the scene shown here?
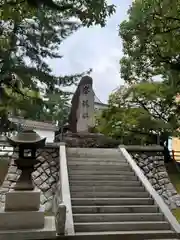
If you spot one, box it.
[48,0,132,103]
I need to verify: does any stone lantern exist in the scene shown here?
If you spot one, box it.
[7,130,46,191]
[0,130,56,237]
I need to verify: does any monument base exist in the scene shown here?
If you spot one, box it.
[58,132,120,148]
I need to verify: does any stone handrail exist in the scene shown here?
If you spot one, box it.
[55,142,74,235]
[120,147,180,233]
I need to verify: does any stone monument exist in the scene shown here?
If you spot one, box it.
[0,130,56,239]
[69,76,94,133]
[58,76,120,148]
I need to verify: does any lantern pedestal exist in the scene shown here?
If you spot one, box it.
[0,188,43,230]
[0,188,56,239]
[5,188,41,211]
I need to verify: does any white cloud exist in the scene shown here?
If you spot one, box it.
[48,0,133,103]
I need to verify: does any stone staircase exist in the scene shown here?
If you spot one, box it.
[66,147,180,239]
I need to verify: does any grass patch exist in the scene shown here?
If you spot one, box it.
[172,209,180,222]
[166,161,180,192]
[0,159,9,186]
[166,162,180,221]
[168,173,180,193]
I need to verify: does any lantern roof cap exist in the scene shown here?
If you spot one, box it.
[7,130,46,147]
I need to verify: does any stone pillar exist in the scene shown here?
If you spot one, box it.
[76,77,94,132]
[68,76,95,133]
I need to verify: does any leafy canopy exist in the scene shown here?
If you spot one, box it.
[1,0,115,27]
[96,81,178,144]
[120,0,180,88]
[0,0,116,132]
[112,0,180,141]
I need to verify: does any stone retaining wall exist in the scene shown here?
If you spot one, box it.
[0,144,59,212]
[126,146,180,209]
[2,143,180,212]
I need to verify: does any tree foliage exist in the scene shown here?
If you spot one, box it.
[110,0,180,143]
[1,0,115,27]
[96,81,178,145]
[119,0,180,88]
[0,0,115,132]
[22,88,71,126]
[96,106,156,144]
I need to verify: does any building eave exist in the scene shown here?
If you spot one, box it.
[8,117,59,131]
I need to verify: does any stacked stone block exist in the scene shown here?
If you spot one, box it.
[130,151,180,209]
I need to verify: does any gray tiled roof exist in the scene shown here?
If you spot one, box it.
[93,91,108,106]
[9,117,59,131]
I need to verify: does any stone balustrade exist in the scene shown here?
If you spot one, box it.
[120,147,180,234]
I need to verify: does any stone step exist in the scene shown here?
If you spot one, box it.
[68,157,127,163]
[68,170,135,176]
[70,180,141,187]
[74,230,177,239]
[71,191,149,198]
[68,164,130,171]
[67,148,123,158]
[68,161,130,167]
[73,213,164,223]
[70,186,145,192]
[69,175,138,181]
[72,205,159,214]
[69,174,138,181]
[71,198,154,206]
[74,221,170,232]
